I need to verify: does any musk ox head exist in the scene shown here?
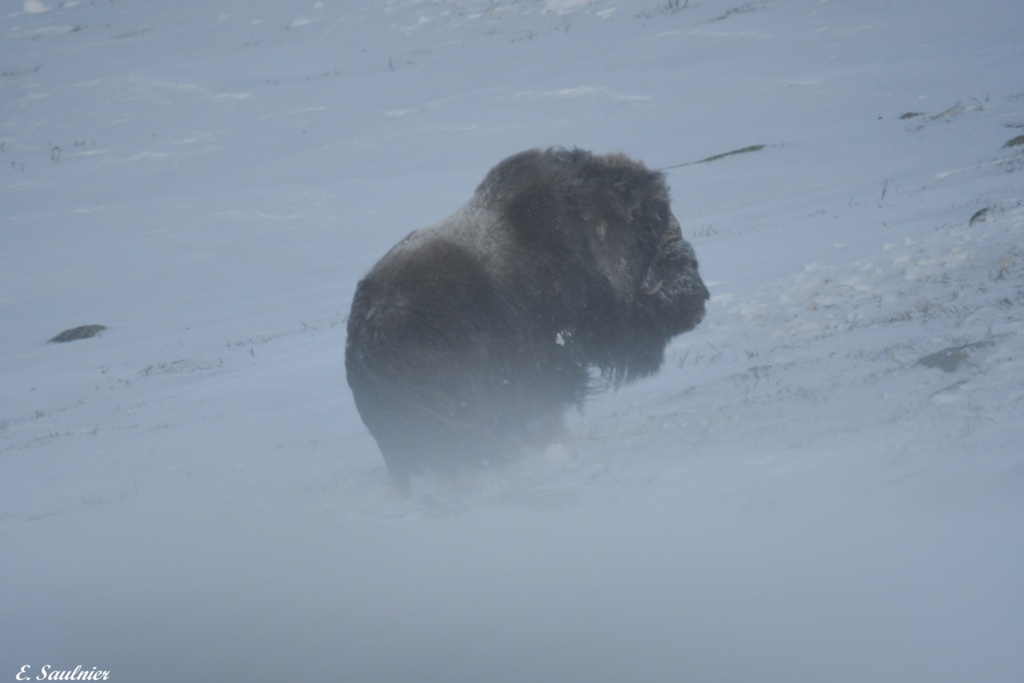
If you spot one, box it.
[346,147,709,493]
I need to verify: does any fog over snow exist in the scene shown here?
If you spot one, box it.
[2,0,1023,681]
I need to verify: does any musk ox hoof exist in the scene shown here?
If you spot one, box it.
[346,147,709,493]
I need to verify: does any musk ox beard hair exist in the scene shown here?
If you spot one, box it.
[346,147,709,493]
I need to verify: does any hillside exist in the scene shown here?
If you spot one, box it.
[2,1,1023,681]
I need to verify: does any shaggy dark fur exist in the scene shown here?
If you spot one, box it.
[346,148,709,492]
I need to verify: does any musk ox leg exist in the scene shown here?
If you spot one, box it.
[372,422,521,497]
[374,434,415,496]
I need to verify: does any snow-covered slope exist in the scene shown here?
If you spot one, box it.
[2,1,1022,681]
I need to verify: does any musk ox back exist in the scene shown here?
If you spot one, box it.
[346,148,709,492]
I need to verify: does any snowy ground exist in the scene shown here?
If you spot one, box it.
[2,0,1023,681]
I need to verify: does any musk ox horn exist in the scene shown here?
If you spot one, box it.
[641,280,664,296]
[640,215,685,296]
[345,147,709,494]
[659,222,683,247]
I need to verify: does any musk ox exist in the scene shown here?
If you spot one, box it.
[346,147,709,493]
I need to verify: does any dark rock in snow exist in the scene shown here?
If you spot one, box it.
[48,325,107,343]
[917,339,995,373]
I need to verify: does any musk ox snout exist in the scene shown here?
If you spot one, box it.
[345,147,709,493]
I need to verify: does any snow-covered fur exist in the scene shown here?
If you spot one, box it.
[345,148,709,492]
